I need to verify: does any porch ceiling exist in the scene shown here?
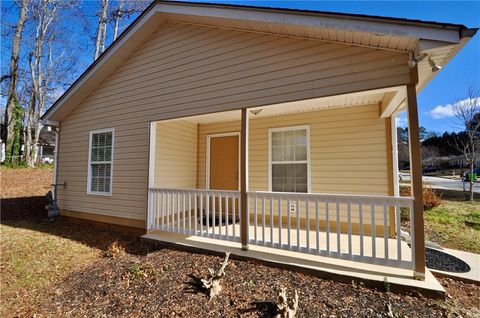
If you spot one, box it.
[178,87,396,125]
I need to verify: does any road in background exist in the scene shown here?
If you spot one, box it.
[400,174,480,193]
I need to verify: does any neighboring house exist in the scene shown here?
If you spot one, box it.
[0,123,55,164]
[37,127,56,164]
[447,155,480,169]
[41,1,477,281]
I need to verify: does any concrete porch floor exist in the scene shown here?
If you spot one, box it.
[142,224,445,298]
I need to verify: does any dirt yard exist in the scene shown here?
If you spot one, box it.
[1,167,479,317]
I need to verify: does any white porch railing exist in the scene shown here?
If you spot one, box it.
[247,191,415,269]
[148,188,415,270]
[148,188,241,242]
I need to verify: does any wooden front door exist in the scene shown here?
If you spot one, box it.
[209,135,239,190]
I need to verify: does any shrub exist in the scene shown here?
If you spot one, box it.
[35,163,54,169]
[129,262,156,281]
[1,161,29,169]
[104,240,126,258]
[400,186,442,211]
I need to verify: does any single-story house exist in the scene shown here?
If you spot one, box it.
[41,1,477,280]
[37,126,56,164]
[447,155,480,169]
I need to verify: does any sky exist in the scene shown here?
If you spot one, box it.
[1,1,479,134]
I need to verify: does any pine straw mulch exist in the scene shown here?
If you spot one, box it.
[13,240,478,318]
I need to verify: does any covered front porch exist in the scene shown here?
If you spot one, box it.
[145,83,427,281]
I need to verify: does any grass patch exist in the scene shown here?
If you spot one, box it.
[424,200,480,253]
[0,222,100,313]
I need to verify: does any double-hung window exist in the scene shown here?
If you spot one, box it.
[88,128,114,195]
[270,126,310,193]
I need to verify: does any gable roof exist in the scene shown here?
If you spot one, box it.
[42,0,477,124]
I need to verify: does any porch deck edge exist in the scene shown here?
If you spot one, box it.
[141,231,445,299]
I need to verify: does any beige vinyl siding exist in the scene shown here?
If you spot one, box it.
[56,22,408,225]
[154,120,198,188]
[196,104,388,195]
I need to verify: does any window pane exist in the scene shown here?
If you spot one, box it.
[283,145,295,161]
[91,177,98,192]
[105,177,111,192]
[296,164,307,178]
[105,164,111,177]
[105,132,112,147]
[296,182,307,193]
[93,134,99,147]
[91,148,97,161]
[272,131,282,147]
[272,146,283,161]
[272,177,284,192]
[295,129,307,145]
[285,178,296,192]
[272,164,284,178]
[92,164,99,177]
[100,164,106,177]
[98,133,106,147]
[97,178,105,192]
[284,130,294,145]
[105,147,112,161]
[285,164,296,178]
[271,163,307,193]
[295,145,307,161]
[99,148,106,162]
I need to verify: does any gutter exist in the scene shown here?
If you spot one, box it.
[461,28,479,38]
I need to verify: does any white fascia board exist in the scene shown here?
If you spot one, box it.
[157,3,462,44]
[418,39,456,52]
[43,119,60,127]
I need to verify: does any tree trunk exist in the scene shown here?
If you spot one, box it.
[469,161,474,201]
[5,0,28,163]
[25,87,36,167]
[94,0,108,60]
[32,121,42,164]
[112,0,123,41]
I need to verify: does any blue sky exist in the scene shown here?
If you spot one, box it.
[2,1,479,133]
[186,0,480,133]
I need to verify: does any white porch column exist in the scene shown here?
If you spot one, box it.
[147,121,157,230]
[391,113,400,196]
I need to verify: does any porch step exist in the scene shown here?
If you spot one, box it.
[142,231,445,299]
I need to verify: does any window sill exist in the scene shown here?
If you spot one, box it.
[87,191,112,196]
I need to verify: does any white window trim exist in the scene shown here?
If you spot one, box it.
[205,132,241,190]
[87,128,115,196]
[268,125,311,193]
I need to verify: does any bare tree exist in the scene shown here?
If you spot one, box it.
[421,145,440,168]
[24,0,57,166]
[94,0,108,60]
[23,0,77,166]
[111,0,122,41]
[452,85,480,201]
[93,0,149,60]
[4,0,28,163]
[110,0,148,41]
